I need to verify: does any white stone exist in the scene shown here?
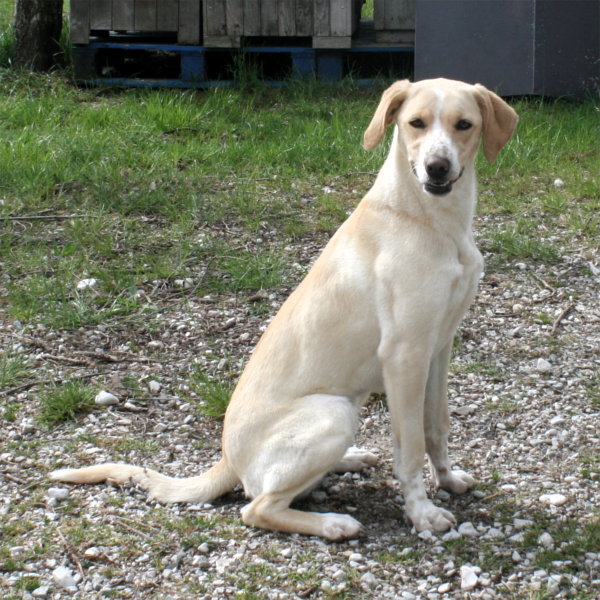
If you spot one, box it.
[538,532,555,549]
[483,527,504,539]
[348,552,364,562]
[32,586,50,598]
[280,548,292,558]
[47,487,69,501]
[84,547,101,559]
[418,529,435,541]
[553,178,565,187]
[536,358,552,373]
[460,565,479,590]
[438,582,452,593]
[539,493,567,506]
[147,380,161,394]
[76,278,97,290]
[442,529,461,541]
[514,518,534,530]
[458,522,479,537]
[360,572,378,590]
[52,566,78,590]
[94,390,118,406]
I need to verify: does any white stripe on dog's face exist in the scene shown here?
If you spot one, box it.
[414,90,461,183]
[399,84,483,196]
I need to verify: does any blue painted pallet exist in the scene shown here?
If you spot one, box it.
[72,39,414,88]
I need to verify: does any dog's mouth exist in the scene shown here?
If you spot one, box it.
[411,164,464,196]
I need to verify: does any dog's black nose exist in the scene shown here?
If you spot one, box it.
[425,156,451,181]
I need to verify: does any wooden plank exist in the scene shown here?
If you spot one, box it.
[134,0,157,31]
[204,0,227,36]
[70,0,90,43]
[113,0,135,31]
[243,0,261,36]
[261,0,278,36]
[373,0,385,30]
[179,0,201,44]
[330,1,351,37]
[90,0,111,30]
[313,0,330,36]
[226,0,243,41]
[313,35,350,48]
[279,0,296,36]
[157,0,179,32]
[295,0,313,36]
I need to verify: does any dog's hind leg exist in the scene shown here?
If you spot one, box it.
[235,395,362,540]
[334,446,378,473]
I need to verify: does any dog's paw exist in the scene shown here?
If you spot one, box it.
[409,501,456,533]
[335,446,378,473]
[438,469,476,495]
[321,513,363,540]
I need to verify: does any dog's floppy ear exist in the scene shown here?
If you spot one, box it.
[474,84,519,163]
[363,79,412,151]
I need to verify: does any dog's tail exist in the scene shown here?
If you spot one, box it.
[49,458,239,504]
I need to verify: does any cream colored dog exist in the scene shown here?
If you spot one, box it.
[51,78,518,540]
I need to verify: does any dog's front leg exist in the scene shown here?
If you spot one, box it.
[382,347,456,532]
[425,342,476,494]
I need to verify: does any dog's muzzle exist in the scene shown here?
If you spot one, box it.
[411,162,464,196]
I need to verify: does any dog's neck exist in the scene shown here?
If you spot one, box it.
[371,129,478,234]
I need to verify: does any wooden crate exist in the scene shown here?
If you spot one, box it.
[70,0,202,45]
[374,0,415,44]
[203,0,362,48]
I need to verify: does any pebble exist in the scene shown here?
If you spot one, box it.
[52,566,78,590]
[418,529,436,541]
[438,582,452,593]
[84,547,102,559]
[539,493,567,506]
[147,380,161,394]
[460,565,479,590]
[360,572,378,590]
[458,522,479,537]
[538,532,554,549]
[76,278,97,290]
[514,518,534,530]
[553,178,565,187]
[536,358,552,373]
[442,529,461,541]
[32,586,50,598]
[46,487,69,502]
[94,390,119,406]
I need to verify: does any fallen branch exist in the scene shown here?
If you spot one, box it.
[550,303,575,336]
[56,525,86,581]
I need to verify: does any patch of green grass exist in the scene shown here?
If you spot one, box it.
[488,218,562,264]
[0,352,29,390]
[190,366,235,419]
[38,380,96,426]
[455,360,507,381]
[520,512,600,573]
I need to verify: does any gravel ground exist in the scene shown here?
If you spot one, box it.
[1,213,599,600]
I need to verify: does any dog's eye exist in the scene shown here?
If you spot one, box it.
[456,119,472,131]
[409,118,426,129]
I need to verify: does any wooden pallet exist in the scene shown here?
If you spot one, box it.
[72,35,414,88]
[203,0,362,48]
[70,0,201,45]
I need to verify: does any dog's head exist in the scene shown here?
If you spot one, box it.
[363,78,518,196]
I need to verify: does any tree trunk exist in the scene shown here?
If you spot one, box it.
[13,0,64,71]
